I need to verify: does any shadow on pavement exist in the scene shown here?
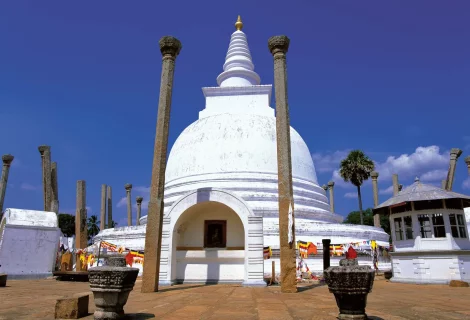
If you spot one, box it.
[123,313,155,319]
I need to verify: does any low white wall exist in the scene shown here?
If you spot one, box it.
[0,209,60,279]
[391,252,470,284]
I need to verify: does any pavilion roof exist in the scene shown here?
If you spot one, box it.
[374,177,470,210]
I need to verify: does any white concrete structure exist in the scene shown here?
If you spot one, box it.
[94,19,389,284]
[465,207,470,239]
[374,178,470,284]
[0,208,61,279]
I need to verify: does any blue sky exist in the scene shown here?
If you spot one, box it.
[1,1,469,227]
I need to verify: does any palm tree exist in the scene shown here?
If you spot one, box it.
[87,215,100,243]
[339,150,375,225]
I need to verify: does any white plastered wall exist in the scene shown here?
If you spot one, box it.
[0,209,61,279]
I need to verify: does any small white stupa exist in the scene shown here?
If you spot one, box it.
[94,17,389,285]
[374,177,470,284]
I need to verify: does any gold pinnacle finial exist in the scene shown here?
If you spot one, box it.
[235,15,243,31]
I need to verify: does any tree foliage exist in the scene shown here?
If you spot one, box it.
[87,215,100,243]
[58,213,75,237]
[339,150,375,225]
[344,208,391,235]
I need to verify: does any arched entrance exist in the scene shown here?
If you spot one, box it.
[158,188,265,286]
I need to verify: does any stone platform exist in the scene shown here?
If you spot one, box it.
[0,277,469,319]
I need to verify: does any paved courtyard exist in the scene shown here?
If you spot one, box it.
[1,277,469,320]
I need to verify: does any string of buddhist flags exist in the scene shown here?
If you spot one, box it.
[100,241,145,266]
[297,241,318,258]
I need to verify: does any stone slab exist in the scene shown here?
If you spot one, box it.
[55,293,89,319]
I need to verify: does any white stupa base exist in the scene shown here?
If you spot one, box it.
[390,250,470,284]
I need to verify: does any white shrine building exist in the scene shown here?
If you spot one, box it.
[373,178,470,284]
[94,19,389,285]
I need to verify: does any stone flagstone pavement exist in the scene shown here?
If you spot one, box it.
[1,277,469,319]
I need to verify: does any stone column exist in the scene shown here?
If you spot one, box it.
[392,174,399,196]
[107,186,113,228]
[50,162,59,214]
[136,196,143,226]
[38,145,52,212]
[327,181,335,213]
[465,156,470,175]
[75,180,87,250]
[142,36,182,293]
[445,148,463,191]
[268,35,296,293]
[125,184,133,226]
[441,180,446,189]
[100,184,107,230]
[371,171,380,228]
[0,155,14,213]
[322,239,331,270]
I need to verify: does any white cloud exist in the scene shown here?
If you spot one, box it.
[463,178,470,190]
[344,192,357,199]
[20,183,39,191]
[327,146,450,188]
[420,169,447,182]
[379,186,394,195]
[311,150,349,173]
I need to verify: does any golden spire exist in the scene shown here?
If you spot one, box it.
[235,15,243,31]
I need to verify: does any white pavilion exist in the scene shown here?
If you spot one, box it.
[373,177,470,284]
[94,18,389,285]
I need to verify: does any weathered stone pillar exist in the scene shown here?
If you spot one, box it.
[107,186,113,228]
[322,239,331,270]
[136,196,143,226]
[100,184,107,230]
[371,171,380,228]
[441,180,446,189]
[0,155,14,213]
[50,161,59,214]
[75,180,87,250]
[327,181,335,213]
[142,36,182,293]
[269,35,296,293]
[38,145,52,212]
[445,148,463,191]
[125,184,133,226]
[392,174,399,196]
[465,156,470,175]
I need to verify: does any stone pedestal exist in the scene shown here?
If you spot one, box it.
[142,36,182,293]
[89,256,139,319]
[324,258,375,320]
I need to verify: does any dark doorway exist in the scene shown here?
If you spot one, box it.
[204,220,227,248]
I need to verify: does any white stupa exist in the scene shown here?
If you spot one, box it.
[94,17,389,285]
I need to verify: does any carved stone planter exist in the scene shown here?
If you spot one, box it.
[88,256,139,320]
[324,258,375,320]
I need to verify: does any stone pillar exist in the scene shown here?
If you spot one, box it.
[142,36,182,293]
[125,184,133,226]
[38,145,52,212]
[371,171,380,228]
[0,155,14,213]
[100,184,107,230]
[327,181,335,213]
[445,148,463,191]
[50,161,59,214]
[268,35,296,293]
[465,156,470,176]
[392,174,399,196]
[441,180,446,189]
[107,186,113,228]
[322,239,331,270]
[136,196,143,226]
[75,180,87,250]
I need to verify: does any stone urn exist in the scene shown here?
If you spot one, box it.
[324,258,375,320]
[88,256,139,320]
